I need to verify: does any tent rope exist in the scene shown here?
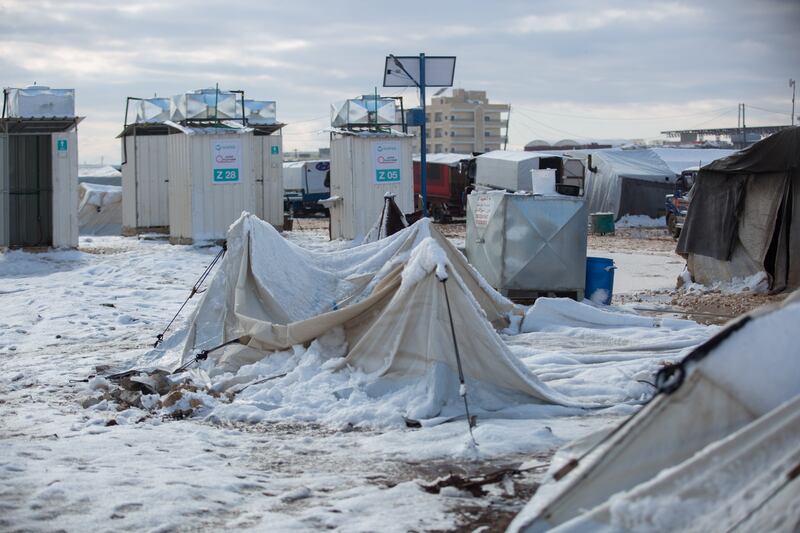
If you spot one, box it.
[441,276,478,446]
[153,242,227,348]
[172,337,242,374]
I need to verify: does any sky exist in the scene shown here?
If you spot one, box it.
[1,0,798,164]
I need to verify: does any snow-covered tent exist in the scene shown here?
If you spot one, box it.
[566,149,676,218]
[78,182,122,236]
[567,148,733,219]
[510,291,800,532]
[649,147,735,175]
[176,213,582,416]
[677,127,800,292]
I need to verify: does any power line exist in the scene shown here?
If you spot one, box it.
[746,105,790,116]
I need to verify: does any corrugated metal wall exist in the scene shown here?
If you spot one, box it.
[121,135,170,231]
[261,134,284,227]
[168,132,257,243]
[0,135,8,247]
[329,134,414,240]
[51,130,79,248]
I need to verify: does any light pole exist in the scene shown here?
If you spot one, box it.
[790,79,796,126]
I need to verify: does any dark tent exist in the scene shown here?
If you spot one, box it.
[677,127,800,291]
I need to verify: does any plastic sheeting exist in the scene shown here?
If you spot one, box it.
[567,148,733,219]
[678,128,800,291]
[78,183,122,236]
[510,292,800,532]
[178,214,583,409]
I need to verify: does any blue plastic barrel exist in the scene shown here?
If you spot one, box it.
[585,257,616,305]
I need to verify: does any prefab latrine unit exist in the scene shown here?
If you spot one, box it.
[118,97,171,234]
[252,125,285,228]
[167,125,257,244]
[119,91,285,237]
[327,131,414,240]
[1,87,81,248]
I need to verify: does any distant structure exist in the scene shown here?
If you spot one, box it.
[285,147,330,162]
[524,139,612,152]
[661,125,791,149]
[412,89,509,154]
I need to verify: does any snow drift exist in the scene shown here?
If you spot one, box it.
[510,290,800,532]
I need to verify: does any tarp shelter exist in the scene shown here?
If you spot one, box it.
[677,128,800,292]
[567,148,735,219]
[176,213,581,417]
[510,291,800,532]
[566,148,676,219]
[78,182,122,236]
[1,86,81,248]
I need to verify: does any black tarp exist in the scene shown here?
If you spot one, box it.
[677,127,800,290]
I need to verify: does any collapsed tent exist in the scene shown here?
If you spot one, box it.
[510,291,800,532]
[78,182,122,236]
[677,127,800,292]
[175,213,581,417]
[567,148,732,219]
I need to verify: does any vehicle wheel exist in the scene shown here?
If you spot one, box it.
[667,214,681,240]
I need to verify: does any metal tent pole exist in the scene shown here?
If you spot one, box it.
[419,53,428,218]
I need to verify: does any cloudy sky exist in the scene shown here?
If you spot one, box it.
[1,0,798,163]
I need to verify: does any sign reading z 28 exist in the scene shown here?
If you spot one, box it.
[214,168,239,182]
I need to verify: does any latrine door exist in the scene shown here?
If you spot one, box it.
[9,135,53,246]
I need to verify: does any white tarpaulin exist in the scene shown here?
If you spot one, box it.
[567,148,732,219]
[78,183,122,236]
[176,214,583,415]
[510,291,800,532]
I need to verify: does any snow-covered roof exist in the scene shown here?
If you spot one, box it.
[327,127,413,138]
[78,164,122,178]
[477,150,562,162]
[650,148,736,175]
[412,153,473,166]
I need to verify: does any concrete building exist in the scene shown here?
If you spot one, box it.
[412,89,508,154]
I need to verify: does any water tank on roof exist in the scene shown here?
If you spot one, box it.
[331,95,396,127]
[243,100,277,125]
[135,98,170,123]
[170,88,243,122]
[5,86,75,118]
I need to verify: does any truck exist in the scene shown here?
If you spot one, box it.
[283,160,330,215]
[665,166,697,239]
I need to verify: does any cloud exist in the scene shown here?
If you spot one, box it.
[513,3,699,33]
[1,0,797,161]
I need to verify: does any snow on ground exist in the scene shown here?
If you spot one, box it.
[0,230,712,531]
[615,215,665,228]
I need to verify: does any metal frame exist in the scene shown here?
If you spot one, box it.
[332,95,407,132]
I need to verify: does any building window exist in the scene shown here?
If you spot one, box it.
[434,112,442,122]
[435,144,442,152]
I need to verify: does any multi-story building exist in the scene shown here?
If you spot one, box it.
[412,89,509,154]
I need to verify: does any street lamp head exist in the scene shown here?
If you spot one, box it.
[791,79,796,88]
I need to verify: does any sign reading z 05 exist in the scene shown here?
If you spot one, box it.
[376,169,400,182]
